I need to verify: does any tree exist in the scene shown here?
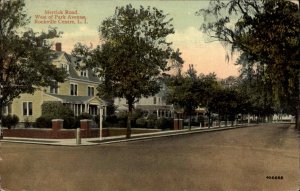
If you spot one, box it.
[0,0,66,133]
[208,87,242,127]
[165,65,218,129]
[165,65,199,130]
[72,4,183,138]
[197,0,300,128]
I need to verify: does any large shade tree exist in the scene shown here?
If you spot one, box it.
[72,4,183,138]
[165,65,219,129]
[197,0,300,128]
[0,0,66,134]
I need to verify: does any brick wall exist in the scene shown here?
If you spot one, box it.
[2,128,160,139]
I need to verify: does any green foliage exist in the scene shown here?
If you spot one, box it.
[135,118,147,128]
[0,0,66,114]
[156,117,173,130]
[40,102,77,129]
[116,111,128,121]
[146,113,157,128]
[72,4,183,137]
[64,117,77,129]
[165,66,219,129]
[42,102,74,119]
[105,103,117,116]
[197,0,299,120]
[132,109,144,120]
[78,112,93,120]
[116,111,128,127]
[2,114,19,129]
[35,116,52,128]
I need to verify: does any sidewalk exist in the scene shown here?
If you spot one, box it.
[0,124,257,146]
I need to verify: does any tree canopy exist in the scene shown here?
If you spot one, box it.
[165,65,218,129]
[0,0,66,115]
[197,0,300,128]
[72,4,183,138]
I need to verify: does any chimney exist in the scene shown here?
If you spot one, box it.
[55,42,62,51]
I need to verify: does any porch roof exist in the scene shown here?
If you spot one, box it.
[44,93,106,105]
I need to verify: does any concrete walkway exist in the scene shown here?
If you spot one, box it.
[0,124,259,146]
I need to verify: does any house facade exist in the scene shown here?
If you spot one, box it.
[4,43,106,123]
[115,90,174,118]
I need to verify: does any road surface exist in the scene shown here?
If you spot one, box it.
[0,124,299,191]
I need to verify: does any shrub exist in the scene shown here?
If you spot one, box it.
[132,109,143,120]
[136,117,147,128]
[35,116,52,128]
[42,101,74,119]
[11,114,19,127]
[41,101,76,128]
[116,111,128,127]
[146,114,157,128]
[105,115,118,124]
[79,112,93,120]
[2,114,19,129]
[116,111,127,120]
[156,117,173,130]
[64,117,77,129]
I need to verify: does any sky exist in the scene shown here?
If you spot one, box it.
[25,0,240,79]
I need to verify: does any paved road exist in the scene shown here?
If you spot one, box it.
[0,124,299,191]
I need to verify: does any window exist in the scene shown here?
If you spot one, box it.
[60,63,69,73]
[23,102,32,116]
[70,84,78,95]
[80,70,88,77]
[50,81,58,94]
[4,103,12,115]
[88,86,94,96]
[153,97,157,104]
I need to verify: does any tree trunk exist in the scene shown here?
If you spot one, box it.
[126,108,132,139]
[0,100,3,139]
[188,113,191,131]
[126,98,134,139]
[297,0,300,130]
[297,71,300,130]
[208,113,211,129]
[218,111,221,127]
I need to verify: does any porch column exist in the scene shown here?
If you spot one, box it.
[84,104,88,113]
[103,106,107,118]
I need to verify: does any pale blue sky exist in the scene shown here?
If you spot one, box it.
[25,0,240,78]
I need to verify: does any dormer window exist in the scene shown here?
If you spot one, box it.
[50,80,58,94]
[80,70,88,77]
[60,63,69,73]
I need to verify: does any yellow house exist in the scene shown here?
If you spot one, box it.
[5,43,106,123]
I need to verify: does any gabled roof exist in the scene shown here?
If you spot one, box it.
[52,51,101,83]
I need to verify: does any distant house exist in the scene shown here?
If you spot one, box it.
[3,43,106,123]
[115,90,174,118]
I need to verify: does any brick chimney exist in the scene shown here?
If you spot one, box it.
[55,42,62,51]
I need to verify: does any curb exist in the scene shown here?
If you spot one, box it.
[0,124,259,146]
